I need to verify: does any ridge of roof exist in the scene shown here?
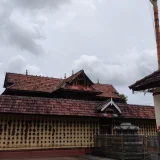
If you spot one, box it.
[94,83,113,86]
[65,70,83,82]
[5,72,115,86]
[6,72,62,80]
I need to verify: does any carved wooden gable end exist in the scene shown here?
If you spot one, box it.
[97,98,122,117]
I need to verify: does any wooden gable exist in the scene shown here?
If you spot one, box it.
[97,98,122,116]
[57,70,100,93]
[101,98,121,113]
[65,70,94,90]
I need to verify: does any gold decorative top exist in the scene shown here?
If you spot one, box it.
[150,0,158,7]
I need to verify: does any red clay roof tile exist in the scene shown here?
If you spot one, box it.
[93,83,120,98]
[4,73,62,93]
[4,72,120,98]
[0,95,155,119]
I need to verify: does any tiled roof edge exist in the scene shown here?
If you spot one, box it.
[0,95,99,103]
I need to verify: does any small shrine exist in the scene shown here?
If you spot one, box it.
[114,123,139,135]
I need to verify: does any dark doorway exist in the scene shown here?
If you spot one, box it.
[100,125,112,134]
[99,118,112,134]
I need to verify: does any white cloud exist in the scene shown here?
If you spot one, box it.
[0,54,42,93]
[25,65,42,75]
[2,55,42,75]
[55,12,77,29]
[11,0,70,10]
[0,0,158,106]
[0,0,70,55]
[2,20,44,55]
[7,55,26,72]
[73,48,157,86]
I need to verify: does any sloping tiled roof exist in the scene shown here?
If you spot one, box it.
[119,103,155,119]
[0,95,155,119]
[4,72,120,98]
[0,95,99,117]
[94,84,120,98]
[4,73,62,93]
[129,70,160,91]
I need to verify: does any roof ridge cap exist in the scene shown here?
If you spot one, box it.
[94,83,112,85]
[6,72,62,80]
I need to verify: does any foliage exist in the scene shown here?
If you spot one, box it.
[119,94,128,103]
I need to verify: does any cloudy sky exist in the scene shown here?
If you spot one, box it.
[0,0,159,105]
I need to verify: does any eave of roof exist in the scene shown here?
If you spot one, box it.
[0,95,155,119]
[129,70,160,91]
[58,88,102,95]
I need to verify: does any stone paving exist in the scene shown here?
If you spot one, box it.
[3,155,116,160]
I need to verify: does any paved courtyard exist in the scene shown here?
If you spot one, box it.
[3,155,115,160]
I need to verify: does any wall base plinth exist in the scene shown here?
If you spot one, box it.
[0,148,87,159]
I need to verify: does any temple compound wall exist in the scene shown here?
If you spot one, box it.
[0,113,157,150]
[0,114,99,149]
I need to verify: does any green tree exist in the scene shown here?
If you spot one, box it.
[119,94,128,103]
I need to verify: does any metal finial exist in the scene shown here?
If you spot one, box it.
[97,79,99,84]
[26,70,28,75]
[64,73,66,79]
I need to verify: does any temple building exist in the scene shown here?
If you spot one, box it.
[0,70,156,151]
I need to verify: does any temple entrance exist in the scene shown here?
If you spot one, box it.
[99,118,112,134]
[100,125,112,134]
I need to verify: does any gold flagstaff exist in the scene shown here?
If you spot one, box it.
[150,0,160,69]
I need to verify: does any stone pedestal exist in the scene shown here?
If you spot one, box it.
[114,123,139,135]
[114,123,144,159]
